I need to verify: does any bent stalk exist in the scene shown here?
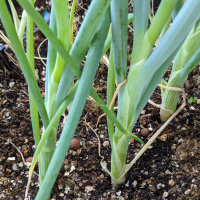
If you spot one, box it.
[160,20,200,121]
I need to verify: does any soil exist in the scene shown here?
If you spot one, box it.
[0,1,200,200]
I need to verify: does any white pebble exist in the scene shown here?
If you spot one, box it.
[190,106,195,110]
[149,127,153,131]
[58,184,63,190]
[41,70,45,76]
[157,183,162,190]
[9,82,15,88]
[125,181,129,187]
[7,157,15,161]
[168,179,175,186]
[103,141,109,147]
[18,162,23,167]
[132,180,137,188]
[59,193,64,197]
[163,191,169,198]
[85,186,94,192]
[184,189,191,195]
[12,164,17,171]
[178,139,184,143]
[70,165,75,172]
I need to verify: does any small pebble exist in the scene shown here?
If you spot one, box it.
[141,128,150,136]
[70,165,75,172]
[88,141,93,145]
[191,184,197,191]
[72,151,77,156]
[69,138,80,150]
[140,182,146,188]
[165,169,172,175]
[144,171,148,175]
[9,82,15,88]
[149,127,153,131]
[103,141,109,147]
[59,193,64,197]
[26,157,33,163]
[190,106,195,110]
[168,179,175,186]
[74,185,79,190]
[184,189,191,195]
[85,186,94,192]
[12,164,18,171]
[6,168,11,173]
[161,184,166,188]
[159,134,167,142]
[99,174,104,179]
[181,127,187,131]
[116,191,121,196]
[5,112,9,117]
[79,183,83,187]
[65,186,70,194]
[58,184,63,190]
[64,172,70,176]
[41,70,45,76]
[130,138,134,143]
[163,191,169,198]
[178,139,184,143]
[132,180,137,188]
[18,162,23,168]
[157,183,162,190]
[125,181,129,187]
[76,166,83,171]
[103,193,107,197]
[0,194,6,198]
[7,157,15,161]
[191,178,196,183]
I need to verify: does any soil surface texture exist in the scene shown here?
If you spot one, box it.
[0,1,200,200]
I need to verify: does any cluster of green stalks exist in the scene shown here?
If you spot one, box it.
[0,0,200,199]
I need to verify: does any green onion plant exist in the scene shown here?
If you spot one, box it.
[0,0,200,199]
[0,0,137,198]
[160,18,200,122]
[107,0,200,186]
[0,0,113,198]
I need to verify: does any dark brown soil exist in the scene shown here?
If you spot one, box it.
[0,1,200,200]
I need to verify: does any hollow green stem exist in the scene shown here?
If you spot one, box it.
[131,0,178,66]
[52,0,70,83]
[160,20,200,121]
[106,46,115,144]
[18,11,27,43]
[26,0,40,147]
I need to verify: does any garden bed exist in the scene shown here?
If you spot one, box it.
[0,1,200,199]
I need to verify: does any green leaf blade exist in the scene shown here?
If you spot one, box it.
[131,0,150,63]
[110,0,128,84]
[35,11,111,199]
